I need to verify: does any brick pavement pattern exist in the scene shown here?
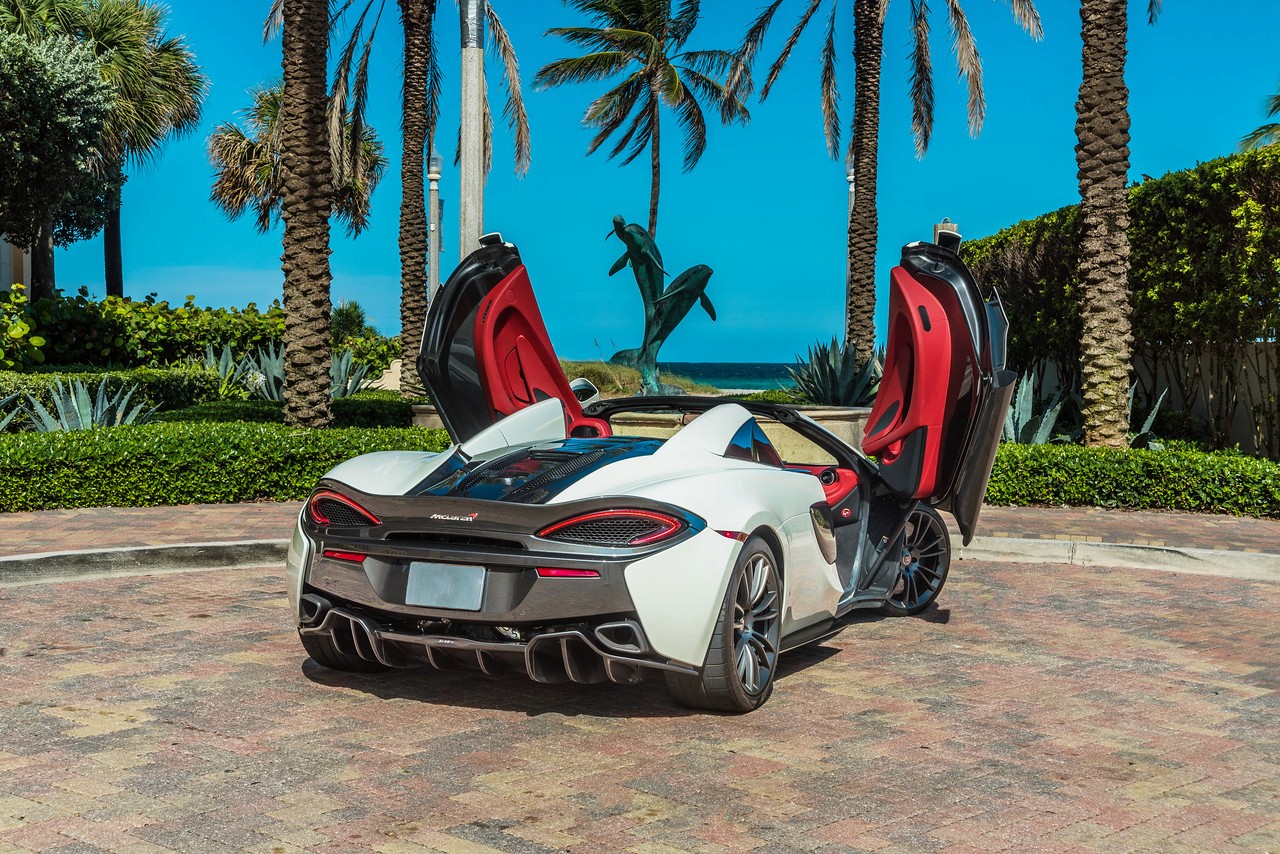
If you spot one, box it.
[1,562,1277,852]
[3,503,1279,560]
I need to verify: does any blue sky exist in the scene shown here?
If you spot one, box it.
[54,0,1280,361]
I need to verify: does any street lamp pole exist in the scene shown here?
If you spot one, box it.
[427,148,443,306]
[845,157,856,287]
[459,0,485,259]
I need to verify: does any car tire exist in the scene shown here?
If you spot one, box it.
[664,535,782,713]
[879,505,951,617]
[299,631,389,673]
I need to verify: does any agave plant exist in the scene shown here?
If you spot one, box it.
[787,338,880,407]
[243,342,285,402]
[200,343,254,401]
[24,380,156,432]
[330,348,373,399]
[1129,386,1168,450]
[0,393,19,431]
[1002,372,1068,445]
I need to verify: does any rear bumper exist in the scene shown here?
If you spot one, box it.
[298,594,696,684]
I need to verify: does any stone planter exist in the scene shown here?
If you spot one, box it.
[410,404,444,430]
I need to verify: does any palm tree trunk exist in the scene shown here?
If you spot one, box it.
[103,163,124,298]
[29,222,55,302]
[1074,0,1132,446]
[279,0,334,427]
[846,0,882,366]
[398,0,432,397]
[648,95,661,237]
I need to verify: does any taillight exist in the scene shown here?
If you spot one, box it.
[535,567,600,578]
[322,549,367,563]
[537,510,683,547]
[307,490,381,527]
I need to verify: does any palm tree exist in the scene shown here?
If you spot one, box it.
[266,0,530,395]
[80,0,205,298]
[732,0,1041,363]
[1073,0,1160,447]
[0,0,205,297]
[535,0,750,237]
[1240,83,1280,150]
[209,81,388,237]
[279,0,333,427]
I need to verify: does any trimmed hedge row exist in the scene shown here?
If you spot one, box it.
[0,422,451,511]
[988,443,1280,517]
[0,365,221,412]
[154,393,431,428]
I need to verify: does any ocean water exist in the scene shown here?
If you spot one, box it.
[657,362,797,391]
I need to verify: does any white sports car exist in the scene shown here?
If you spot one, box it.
[284,230,1015,712]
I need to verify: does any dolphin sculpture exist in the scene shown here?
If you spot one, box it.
[606,216,715,394]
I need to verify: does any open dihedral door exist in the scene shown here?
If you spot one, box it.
[861,242,1016,544]
[417,237,583,443]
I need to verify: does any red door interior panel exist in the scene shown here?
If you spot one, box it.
[862,265,980,499]
[785,465,860,506]
[473,265,583,426]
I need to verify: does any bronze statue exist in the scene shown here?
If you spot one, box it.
[606,216,715,395]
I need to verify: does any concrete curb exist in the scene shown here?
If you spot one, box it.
[0,540,287,587]
[2,536,1278,587]
[958,537,1280,582]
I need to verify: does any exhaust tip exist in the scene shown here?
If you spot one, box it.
[594,621,648,655]
[299,593,331,626]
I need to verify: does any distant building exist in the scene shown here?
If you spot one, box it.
[1,235,32,291]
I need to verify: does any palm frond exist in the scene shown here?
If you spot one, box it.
[658,61,684,106]
[727,0,785,101]
[1147,0,1162,25]
[670,0,700,48]
[1001,0,1042,39]
[762,0,823,100]
[534,52,633,89]
[672,82,708,171]
[546,26,660,56]
[609,94,657,165]
[328,0,379,185]
[263,0,283,42]
[908,0,933,157]
[943,0,985,141]
[486,1,531,175]
[1240,122,1280,151]
[680,66,749,125]
[347,3,383,181]
[819,0,840,156]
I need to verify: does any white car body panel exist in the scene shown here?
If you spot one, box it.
[460,397,566,457]
[323,449,454,496]
[285,511,311,620]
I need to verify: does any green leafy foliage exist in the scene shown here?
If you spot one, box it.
[0,365,219,415]
[987,443,1280,517]
[0,285,47,370]
[24,288,285,368]
[0,32,115,250]
[0,422,450,511]
[243,341,284,401]
[787,339,880,407]
[345,332,399,374]
[0,393,18,431]
[1129,387,1168,450]
[22,378,156,432]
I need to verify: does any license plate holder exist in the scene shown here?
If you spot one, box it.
[405,561,486,610]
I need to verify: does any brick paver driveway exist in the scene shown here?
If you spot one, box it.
[1,560,1277,853]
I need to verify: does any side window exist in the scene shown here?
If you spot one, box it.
[724,420,783,468]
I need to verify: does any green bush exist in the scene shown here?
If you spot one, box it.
[0,365,220,415]
[346,333,400,373]
[24,288,285,368]
[155,391,431,428]
[0,285,47,370]
[0,421,451,510]
[987,443,1280,517]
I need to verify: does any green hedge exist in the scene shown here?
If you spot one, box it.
[989,443,1280,517]
[0,365,221,413]
[155,392,431,428]
[0,422,451,510]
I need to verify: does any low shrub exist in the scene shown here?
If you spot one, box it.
[0,285,46,370]
[0,421,451,510]
[560,360,718,397]
[0,365,220,414]
[988,443,1280,517]
[155,391,431,428]
[346,333,400,373]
